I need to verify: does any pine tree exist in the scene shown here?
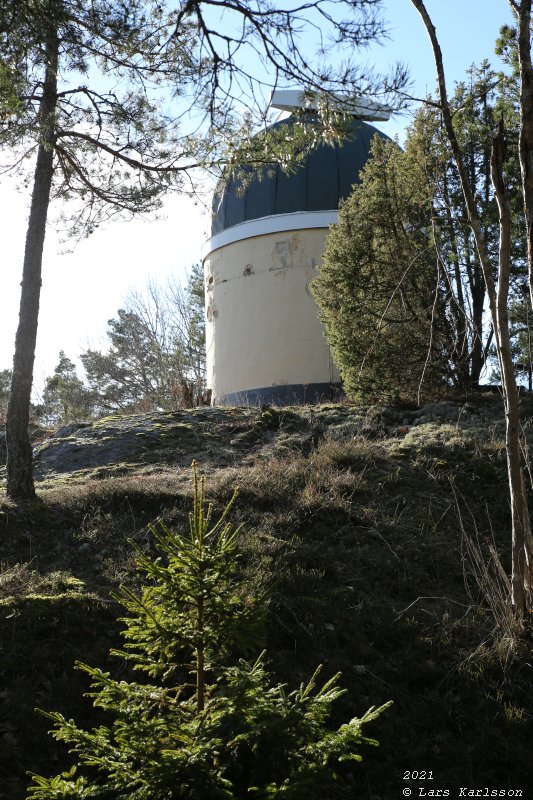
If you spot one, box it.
[80,266,207,413]
[41,351,95,425]
[28,464,389,799]
[1,0,408,499]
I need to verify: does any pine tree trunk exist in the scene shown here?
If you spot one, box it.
[6,34,58,500]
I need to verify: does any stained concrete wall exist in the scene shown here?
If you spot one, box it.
[203,226,339,405]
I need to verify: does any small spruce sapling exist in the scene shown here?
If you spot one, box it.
[28,463,390,799]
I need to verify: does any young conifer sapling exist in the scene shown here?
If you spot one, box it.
[28,463,390,799]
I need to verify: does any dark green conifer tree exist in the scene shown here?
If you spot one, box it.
[313,134,454,403]
[40,351,95,425]
[313,61,524,403]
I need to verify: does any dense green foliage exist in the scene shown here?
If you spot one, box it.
[27,465,388,799]
[508,294,533,388]
[41,353,96,426]
[313,62,525,402]
[313,134,453,403]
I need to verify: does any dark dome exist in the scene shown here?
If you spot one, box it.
[211,117,390,236]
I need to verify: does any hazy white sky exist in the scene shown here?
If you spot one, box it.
[0,0,515,390]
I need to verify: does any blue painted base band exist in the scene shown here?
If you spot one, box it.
[216,382,344,407]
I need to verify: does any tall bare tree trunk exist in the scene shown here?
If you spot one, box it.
[6,32,58,501]
[491,120,532,616]
[516,1,533,307]
[512,0,533,609]
[411,0,532,616]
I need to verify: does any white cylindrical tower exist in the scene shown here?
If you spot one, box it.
[202,95,390,406]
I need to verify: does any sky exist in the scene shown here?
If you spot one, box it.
[0,0,516,393]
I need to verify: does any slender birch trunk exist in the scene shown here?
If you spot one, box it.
[411,0,532,616]
[491,120,531,616]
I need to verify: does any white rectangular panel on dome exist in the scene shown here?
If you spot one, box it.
[269,89,391,122]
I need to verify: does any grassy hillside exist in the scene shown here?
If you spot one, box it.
[1,398,532,798]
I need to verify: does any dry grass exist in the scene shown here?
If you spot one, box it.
[1,405,532,798]
[0,562,85,599]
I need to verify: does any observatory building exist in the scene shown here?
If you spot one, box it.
[202,91,390,406]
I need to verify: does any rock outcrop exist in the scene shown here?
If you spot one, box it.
[0,393,521,486]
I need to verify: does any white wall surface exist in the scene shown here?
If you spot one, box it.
[204,226,339,402]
